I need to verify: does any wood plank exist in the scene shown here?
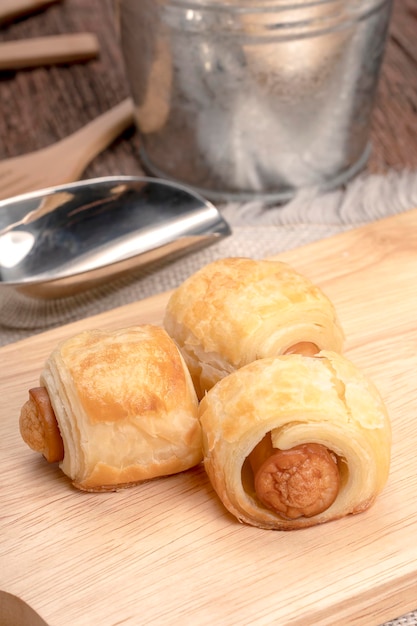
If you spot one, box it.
[1,208,417,626]
[0,1,416,177]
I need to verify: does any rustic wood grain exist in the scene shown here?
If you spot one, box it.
[0,97,133,199]
[369,0,417,173]
[0,0,416,180]
[0,0,141,176]
[1,208,417,626]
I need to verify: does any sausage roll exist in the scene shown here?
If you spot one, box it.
[19,325,201,491]
[164,257,345,398]
[199,351,391,530]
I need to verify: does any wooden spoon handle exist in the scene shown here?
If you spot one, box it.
[0,34,99,70]
[0,0,62,25]
[60,99,136,172]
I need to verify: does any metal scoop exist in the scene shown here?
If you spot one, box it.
[0,176,231,298]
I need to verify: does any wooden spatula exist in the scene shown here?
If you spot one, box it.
[0,33,99,70]
[0,0,62,25]
[0,98,135,201]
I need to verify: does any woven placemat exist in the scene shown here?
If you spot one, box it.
[1,168,416,347]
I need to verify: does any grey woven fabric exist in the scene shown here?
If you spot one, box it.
[1,168,416,347]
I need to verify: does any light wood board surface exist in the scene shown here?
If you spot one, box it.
[1,208,417,626]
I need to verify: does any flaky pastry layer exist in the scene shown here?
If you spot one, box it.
[40,325,201,490]
[164,257,345,398]
[199,351,391,530]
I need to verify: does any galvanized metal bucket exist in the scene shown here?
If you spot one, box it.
[118,0,392,201]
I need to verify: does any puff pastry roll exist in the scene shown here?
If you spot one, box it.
[19,325,201,491]
[164,257,344,398]
[199,351,391,530]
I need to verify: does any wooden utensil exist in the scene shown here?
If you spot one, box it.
[0,98,135,200]
[0,33,99,70]
[0,0,62,25]
[1,208,417,626]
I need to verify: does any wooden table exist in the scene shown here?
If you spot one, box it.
[0,0,416,178]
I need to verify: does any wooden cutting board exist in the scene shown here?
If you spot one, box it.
[2,208,417,626]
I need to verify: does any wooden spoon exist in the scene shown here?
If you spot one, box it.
[0,0,62,25]
[0,33,99,70]
[0,99,135,200]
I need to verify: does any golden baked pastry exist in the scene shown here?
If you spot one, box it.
[164,257,345,398]
[199,351,391,530]
[19,325,201,491]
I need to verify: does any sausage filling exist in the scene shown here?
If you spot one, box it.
[19,387,64,463]
[249,436,340,519]
[284,342,319,357]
